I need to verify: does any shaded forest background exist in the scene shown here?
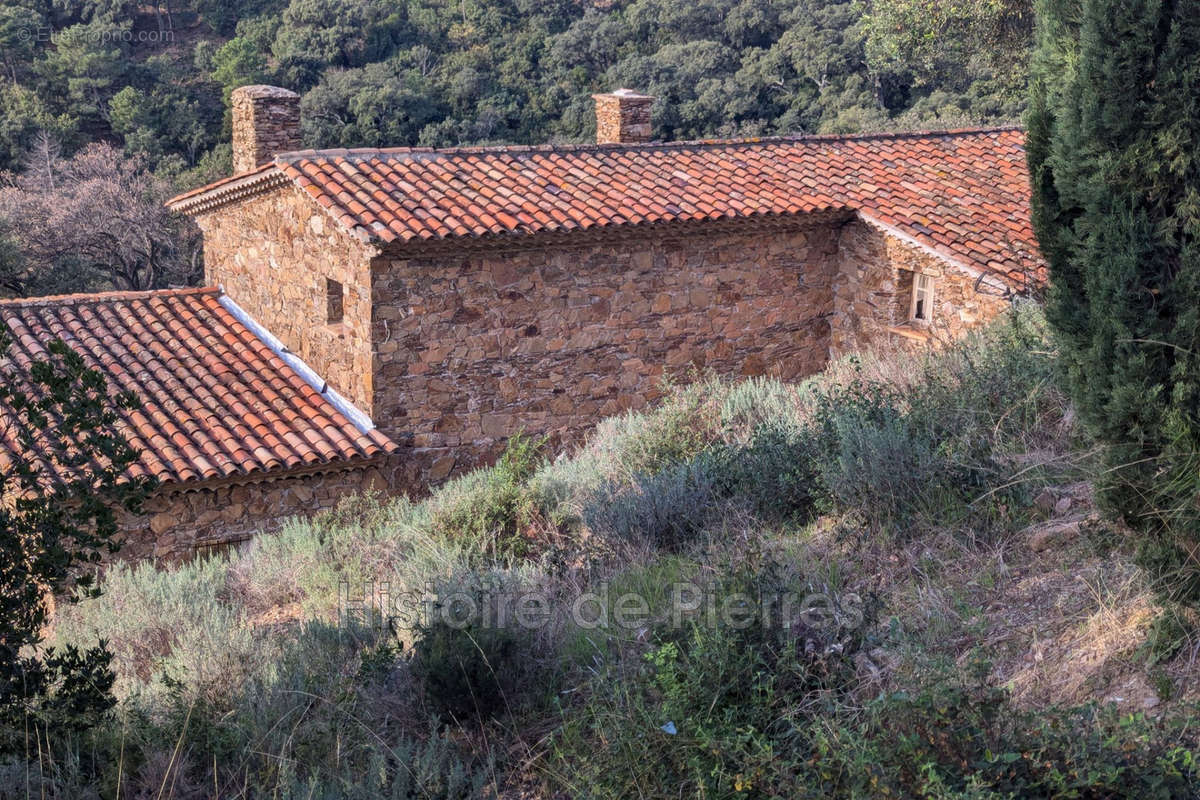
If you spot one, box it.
[0,0,1033,295]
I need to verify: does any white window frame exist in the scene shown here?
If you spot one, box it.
[910,272,934,323]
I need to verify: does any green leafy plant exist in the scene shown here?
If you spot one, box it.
[428,432,547,559]
[1028,0,1200,598]
[0,331,152,753]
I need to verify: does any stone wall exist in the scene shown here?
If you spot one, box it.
[119,464,386,561]
[370,218,844,489]
[194,186,378,411]
[192,184,1015,500]
[831,216,1011,355]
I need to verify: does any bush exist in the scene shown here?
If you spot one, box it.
[411,619,521,722]
[1029,0,1200,599]
[611,382,719,477]
[551,556,874,798]
[554,631,1200,799]
[427,433,546,559]
[531,381,721,524]
[39,308,1113,797]
[276,730,489,800]
[810,375,979,533]
[51,555,270,703]
[704,420,821,523]
[807,310,1064,538]
[410,571,557,722]
[856,664,1200,798]
[583,460,717,551]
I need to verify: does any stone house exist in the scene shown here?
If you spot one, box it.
[167,86,1042,495]
[0,85,1044,559]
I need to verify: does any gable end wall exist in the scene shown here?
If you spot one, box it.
[192,187,377,412]
[832,217,1011,354]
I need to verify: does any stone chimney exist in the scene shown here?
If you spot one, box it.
[592,89,655,145]
[231,85,302,174]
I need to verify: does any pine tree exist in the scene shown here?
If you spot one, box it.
[1028,0,1200,595]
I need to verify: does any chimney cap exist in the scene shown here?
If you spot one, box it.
[592,88,654,100]
[232,84,300,100]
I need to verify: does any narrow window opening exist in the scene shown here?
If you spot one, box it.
[326,278,344,325]
[910,273,934,323]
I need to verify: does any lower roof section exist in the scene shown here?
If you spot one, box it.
[0,286,396,488]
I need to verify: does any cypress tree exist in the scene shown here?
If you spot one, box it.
[1028,0,1200,595]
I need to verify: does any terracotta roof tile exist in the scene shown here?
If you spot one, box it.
[0,287,396,488]
[169,127,1044,290]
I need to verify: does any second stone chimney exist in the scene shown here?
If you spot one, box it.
[593,89,655,144]
[231,85,302,174]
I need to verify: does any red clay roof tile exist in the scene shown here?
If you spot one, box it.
[0,287,396,488]
[168,128,1044,290]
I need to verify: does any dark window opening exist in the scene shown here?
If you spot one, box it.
[326,278,344,325]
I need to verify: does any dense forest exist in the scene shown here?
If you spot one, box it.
[0,0,1033,295]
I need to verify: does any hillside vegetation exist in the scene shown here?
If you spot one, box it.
[15,306,1200,798]
[0,0,1032,179]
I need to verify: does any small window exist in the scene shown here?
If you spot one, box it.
[910,273,934,323]
[326,278,344,325]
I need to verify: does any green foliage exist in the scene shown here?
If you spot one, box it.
[584,460,717,550]
[411,615,523,722]
[864,0,1033,108]
[0,332,151,753]
[427,432,546,559]
[706,422,821,521]
[0,82,76,170]
[858,662,1200,798]
[1028,0,1200,597]
[557,632,1200,798]
[810,308,1060,536]
[547,307,1059,560]
[31,310,1110,796]
[34,19,130,122]
[0,221,25,296]
[0,0,1037,295]
[0,0,1030,179]
[552,553,874,798]
[277,729,488,800]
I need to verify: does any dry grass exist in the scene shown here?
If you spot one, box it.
[829,475,1199,714]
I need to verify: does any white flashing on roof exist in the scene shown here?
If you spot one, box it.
[217,292,377,435]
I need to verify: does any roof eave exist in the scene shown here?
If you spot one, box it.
[146,450,393,497]
[855,212,1022,295]
[165,166,290,216]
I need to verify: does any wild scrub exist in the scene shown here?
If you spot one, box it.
[426,432,547,559]
[25,308,1200,798]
